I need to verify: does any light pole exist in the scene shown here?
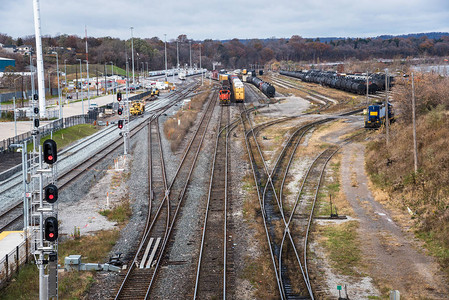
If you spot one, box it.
[189,40,192,70]
[141,62,144,81]
[55,52,62,120]
[29,52,35,97]
[199,43,203,86]
[76,58,84,118]
[145,62,148,78]
[130,27,135,84]
[177,41,179,69]
[110,61,115,96]
[13,76,21,137]
[64,59,68,103]
[164,34,168,81]
[84,59,90,109]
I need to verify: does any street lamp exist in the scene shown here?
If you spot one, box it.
[76,58,84,118]
[130,27,135,84]
[109,61,115,96]
[64,59,68,103]
[83,59,90,108]
[199,43,203,86]
[189,40,192,70]
[164,34,167,81]
[54,52,62,120]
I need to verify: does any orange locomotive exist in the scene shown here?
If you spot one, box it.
[219,82,231,105]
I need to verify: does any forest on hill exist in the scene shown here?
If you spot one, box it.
[1,32,449,72]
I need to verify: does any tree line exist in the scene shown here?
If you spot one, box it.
[1,32,449,72]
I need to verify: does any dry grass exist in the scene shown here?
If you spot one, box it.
[365,74,449,274]
[163,87,211,152]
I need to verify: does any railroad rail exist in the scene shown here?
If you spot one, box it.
[240,87,363,299]
[115,87,219,299]
[0,83,199,232]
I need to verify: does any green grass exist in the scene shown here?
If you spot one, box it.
[416,231,449,266]
[99,200,132,224]
[0,228,118,300]
[319,221,362,276]
[64,64,126,78]
[26,124,99,152]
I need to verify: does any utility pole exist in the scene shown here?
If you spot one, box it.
[385,69,390,145]
[411,72,418,173]
[104,63,107,95]
[55,52,62,120]
[30,53,35,97]
[32,0,46,118]
[199,43,203,86]
[130,27,135,84]
[64,59,67,103]
[177,41,179,69]
[85,26,90,109]
[77,58,84,120]
[189,40,192,70]
[164,34,168,81]
[366,70,369,105]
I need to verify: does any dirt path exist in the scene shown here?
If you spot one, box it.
[341,143,449,299]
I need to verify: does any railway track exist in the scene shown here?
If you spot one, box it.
[115,87,219,299]
[0,84,199,233]
[240,86,364,299]
[193,103,242,299]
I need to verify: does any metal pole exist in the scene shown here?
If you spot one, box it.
[131,27,135,84]
[32,0,46,118]
[146,62,148,78]
[30,54,35,97]
[125,60,129,155]
[85,26,90,109]
[177,41,179,69]
[104,63,107,95]
[56,52,62,120]
[64,59,67,104]
[110,61,114,96]
[200,43,203,86]
[411,72,418,173]
[77,59,84,120]
[385,69,389,145]
[22,142,27,233]
[164,34,168,81]
[13,97,17,137]
[189,41,192,69]
[366,70,369,105]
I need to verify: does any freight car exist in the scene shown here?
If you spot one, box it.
[280,70,393,95]
[228,75,245,103]
[364,102,394,128]
[246,76,276,98]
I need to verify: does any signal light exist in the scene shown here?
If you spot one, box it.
[33,94,38,100]
[117,92,122,102]
[34,107,39,114]
[118,120,124,129]
[44,217,58,242]
[44,184,58,203]
[118,107,123,115]
[43,139,57,164]
[34,118,40,128]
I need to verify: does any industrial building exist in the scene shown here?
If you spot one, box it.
[0,57,15,72]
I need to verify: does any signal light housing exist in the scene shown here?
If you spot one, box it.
[117,92,122,102]
[118,107,123,115]
[44,184,58,203]
[43,139,57,164]
[118,120,124,129]
[34,119,40,128]
[44,217,58,242]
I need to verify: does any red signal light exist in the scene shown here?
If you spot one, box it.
[49,233,54,238]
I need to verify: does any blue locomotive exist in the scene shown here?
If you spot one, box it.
[364,102,395,128]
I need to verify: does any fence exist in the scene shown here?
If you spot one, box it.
[0,238,28,289]
[0,113,97,153]
[0,88,59,103]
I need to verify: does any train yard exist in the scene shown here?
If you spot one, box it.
[1,71,448,299]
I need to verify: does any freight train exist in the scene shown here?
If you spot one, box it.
[364,102,395,128]
[228,75,245,103]
[246,76,276,98]
[280,70,394,95]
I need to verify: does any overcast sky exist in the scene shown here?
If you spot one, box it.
[1,0,448,41]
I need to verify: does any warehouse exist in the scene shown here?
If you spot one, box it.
[0,57,15,72]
